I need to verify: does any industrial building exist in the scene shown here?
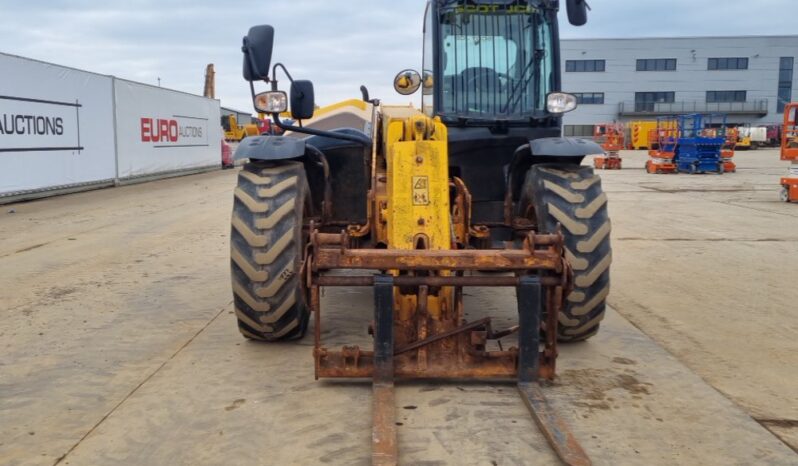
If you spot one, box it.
[561,35,798,136]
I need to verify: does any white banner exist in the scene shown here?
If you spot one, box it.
[0,97,81,151]
[0,53,116,195]
[114,79,221,178]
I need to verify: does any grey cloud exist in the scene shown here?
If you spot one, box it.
[0,0,793,112]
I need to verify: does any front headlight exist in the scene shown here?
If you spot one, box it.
[547,93,578,114]
[254,91,288,113]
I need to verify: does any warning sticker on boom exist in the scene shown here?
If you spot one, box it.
[412,176,430,206]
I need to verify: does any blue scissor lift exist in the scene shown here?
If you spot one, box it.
[674,114,727,174]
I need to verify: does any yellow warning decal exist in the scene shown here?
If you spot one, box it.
[412,176,430,206]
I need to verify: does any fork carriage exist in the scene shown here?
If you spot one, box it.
[308,229,571,380]
[305,228,590,466]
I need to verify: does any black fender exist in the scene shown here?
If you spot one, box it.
[233,135,306,162]
[529,137,604,162]
[507,137,605,207]
[304,128,372,150]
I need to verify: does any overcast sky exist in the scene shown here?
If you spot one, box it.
[0,0,794,113]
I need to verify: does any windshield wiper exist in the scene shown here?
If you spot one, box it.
[502,12,541,115]
[503,48,543,115]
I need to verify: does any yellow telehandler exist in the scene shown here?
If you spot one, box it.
[222,114,260,142]
[230,1,608,464]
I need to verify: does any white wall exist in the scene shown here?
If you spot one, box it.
[0,53,116,195]
[0,52,223,199]
[114,79,222,178]
[561,35,798,126]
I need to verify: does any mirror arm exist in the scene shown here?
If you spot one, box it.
[269,112,372,147]
[272,63,294,86]
[360,85,380,105]
[248,80,257,101]
[246,54,369,146]
[261,61,368,145]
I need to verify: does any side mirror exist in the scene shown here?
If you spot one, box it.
[242,25,275,81]
[393,70,421,95]
[566,0,588,26]
[291,80,315,120]
[422,71,434,95]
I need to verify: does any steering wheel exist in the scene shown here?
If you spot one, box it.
[461,67,505,93]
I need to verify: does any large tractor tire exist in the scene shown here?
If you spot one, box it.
[230,161,310,341]
[518,164,612,342]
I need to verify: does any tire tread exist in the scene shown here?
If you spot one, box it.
[231,162,309,341]
[519,164,612,342]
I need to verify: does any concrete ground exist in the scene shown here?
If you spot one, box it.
[0,150,796,465]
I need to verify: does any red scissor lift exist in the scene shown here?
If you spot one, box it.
[781,103,798,202]
[593,123,624,170]
[645,117,679,174]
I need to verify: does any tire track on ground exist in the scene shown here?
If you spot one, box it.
[53,301,232,466]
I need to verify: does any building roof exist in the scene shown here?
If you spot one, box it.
[221,106,252,115]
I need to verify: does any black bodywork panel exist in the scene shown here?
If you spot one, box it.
[237,124,592,235]
[235,129,370,225]
[448,125,579,224]
[304,129,370,224]
[233,135,306,161]
[530,137,603,159]
[237,123,592,241]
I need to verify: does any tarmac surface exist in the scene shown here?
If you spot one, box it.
[1,150,796,465]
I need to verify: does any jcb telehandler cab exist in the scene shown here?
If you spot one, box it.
[230,1,609,464]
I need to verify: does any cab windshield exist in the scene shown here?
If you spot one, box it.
[438,3,553,120]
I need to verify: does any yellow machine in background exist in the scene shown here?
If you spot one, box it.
[735,128,753,150]
[629,120,658,150]
[629,119,680,150]
[735,125,768,150]
[222,114,260,142]
[206,64,260,142]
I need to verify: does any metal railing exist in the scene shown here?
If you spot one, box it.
[618,99,769,116]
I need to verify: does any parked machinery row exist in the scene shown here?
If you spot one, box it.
[645,114,731,175]
[592,111,793,198]
[627,120,782,151]
[736,124,782,150]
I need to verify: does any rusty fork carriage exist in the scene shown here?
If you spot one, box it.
[305,228,591,466]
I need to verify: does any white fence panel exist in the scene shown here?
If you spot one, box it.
[0,53,116,196]
[114,79,222,178]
